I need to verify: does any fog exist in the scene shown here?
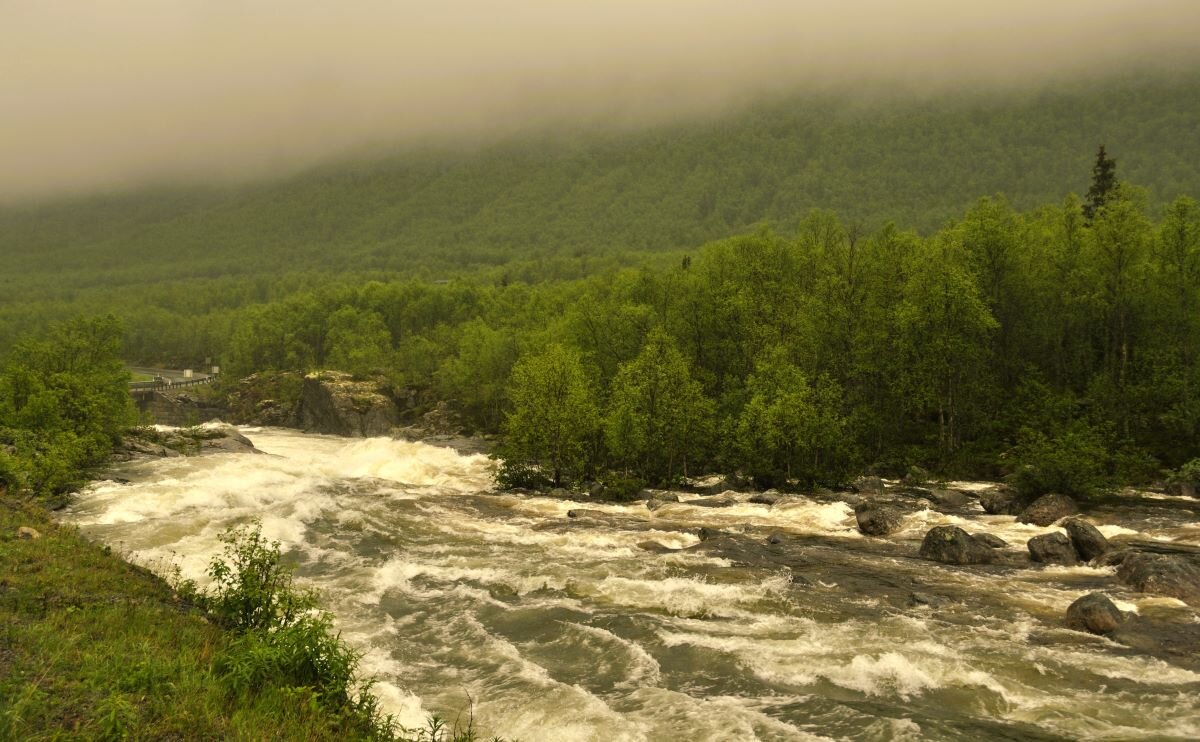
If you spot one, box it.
[2,0,1198,201]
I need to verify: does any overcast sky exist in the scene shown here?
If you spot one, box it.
[2,1,1198,201]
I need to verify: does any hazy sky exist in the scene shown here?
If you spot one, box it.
[2,0,1198,201]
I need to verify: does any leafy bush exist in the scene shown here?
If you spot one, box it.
[1170,458,1200,486]
[1007,422,1110,500]
[597,474,647,502]
[493,459,551,491]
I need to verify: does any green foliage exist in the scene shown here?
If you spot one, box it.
[1007,422,1111,500]
[731,348,855,487]
[1084,145,1119,221]
[605,329,714,486]
[498,344,598,488]
[1170,458,1200,486]
[201,522,319,632]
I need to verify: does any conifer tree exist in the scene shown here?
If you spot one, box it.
[1083,145,1118,221]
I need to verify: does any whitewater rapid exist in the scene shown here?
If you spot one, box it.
[66,428,1200,741]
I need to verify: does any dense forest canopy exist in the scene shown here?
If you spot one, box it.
[1,70,1198,493]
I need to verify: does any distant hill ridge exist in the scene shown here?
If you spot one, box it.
[2,69,1199,285]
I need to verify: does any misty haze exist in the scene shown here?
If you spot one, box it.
[2,2,1200,741]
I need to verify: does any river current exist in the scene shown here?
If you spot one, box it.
[65,428,1200,741]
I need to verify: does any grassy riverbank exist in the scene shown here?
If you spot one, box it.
[0,495,394,740]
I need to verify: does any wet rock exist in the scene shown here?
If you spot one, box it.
[902,465,931,487]
[748,491,782,506]
[16,526,40,540]
[636,540,676,554]
[1166,481,1197,498]
[1115,552,1200,603]
[854,501,903,537]
[194,426,260,455]
[1065,593,1125,634]
[687,492,741,508]
[549,488,572,499]
[296,371,399,437]
[644,495,679,511]
[972,533,1007,549]
[928,488,970,510]
[697,527,721,542]
[979,487,1022,515]
[1063,518,1109,562]
[567,509,607,519]
[908,591,949,608]
[690,475,744,495]
[1028,533,1078,565]
[853,476,885,495]
[1017,493,1079,527]
[766,533,784,545]
[919,526,996,565]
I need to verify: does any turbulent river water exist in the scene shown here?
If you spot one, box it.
[65,428,1200,741]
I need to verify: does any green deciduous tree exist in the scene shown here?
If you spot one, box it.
[499,344,598,488]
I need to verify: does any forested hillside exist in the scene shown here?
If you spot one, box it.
[3,69,1199,294]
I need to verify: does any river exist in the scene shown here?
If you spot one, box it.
[64,427,1200,741]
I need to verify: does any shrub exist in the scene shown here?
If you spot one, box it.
[1007,422,1110,499]
[1170,458,1200,486]
[493,459,551,491]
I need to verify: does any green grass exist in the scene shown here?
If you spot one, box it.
[0,497,509,741]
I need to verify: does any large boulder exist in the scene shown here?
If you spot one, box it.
[919,526,996,565]
[1166,481,1197,498]
[1028,533,1078,565]
[296,371,399,437]
[1116,553,1200,603]
[853,476,885,495]
[1066,593,1125,634]
[1063,518,1110,562]
[854,502,904,537]
[980,487,1022,515]
[1017,493,1079,527]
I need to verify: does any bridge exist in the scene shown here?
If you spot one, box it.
[127,366,219,399]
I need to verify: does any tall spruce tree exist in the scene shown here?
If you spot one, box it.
[1083,145,1118,221]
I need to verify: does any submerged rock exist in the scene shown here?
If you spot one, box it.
[979,487,1022,515]
[854,501,903,537]
[1028,533,1078,565]
[1065,593,1125,634]
[1063,518,1110,562]
[1115,552,1200,603]
[972,533,1007,549]
[636,540,676,554]
[919,526,995,565]
[1017,493,1079,527]
[748,491,782,506]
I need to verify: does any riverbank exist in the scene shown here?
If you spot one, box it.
[0,495,389,739]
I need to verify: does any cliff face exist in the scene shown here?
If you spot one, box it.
[295,371,400,437]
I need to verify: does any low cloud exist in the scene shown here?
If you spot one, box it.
[2,0,1197,200]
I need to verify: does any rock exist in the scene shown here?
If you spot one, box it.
[972,533,1007,548]
[854,502,903,537]
[1166,481,1197,498]
[567,509,607,519]
[766,533,784,545]
[549,488,572,499]
[697,527,721,542]
[1116,552,1200,603]
[296,371,399,437]
[1065,593,1125,634]
[1063,518,1110,562]
[1017,493,1079,527]
[902,465,931,487]
[908,591,949,608]
[853,476,885,495]
[919,526,996,565]
[748,491,782,506]
[636,540,676,554]
[979,487,1022,515]
[928,488,970,510]
[16,526,41,540]
[196,426,260,455]
[687,492,741,508]
[645,495,680,511]
[1028,533,1078,565]
[691,475,744,495]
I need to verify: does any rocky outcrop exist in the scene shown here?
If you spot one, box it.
[919,526,996,564]
[854,502,903,536]
[1115,552,1200,603]
[1017,493,1079,527]
[1028,533,1078,565]
[1063,518,1110,562]
[296,371,399,437]
[115,423,259,460]
[980,487,1022,515]
[1066,593,1125,634]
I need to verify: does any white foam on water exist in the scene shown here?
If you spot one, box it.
[562,622,663,689]
[590,573,790,618]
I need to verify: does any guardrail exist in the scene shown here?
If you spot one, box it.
[129,375,218,395]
